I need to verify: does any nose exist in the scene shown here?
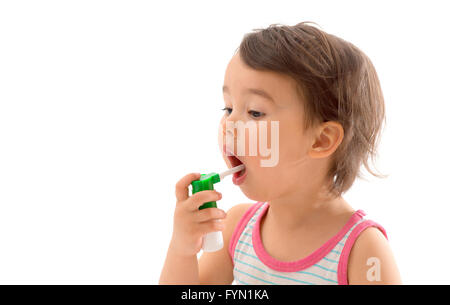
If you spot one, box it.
[225,122,234,137]
[220,117,238,154]
[223,116,238,138]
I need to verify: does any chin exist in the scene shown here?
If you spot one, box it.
[238,183,271,203]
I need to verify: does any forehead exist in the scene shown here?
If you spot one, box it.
[223,53,299,105]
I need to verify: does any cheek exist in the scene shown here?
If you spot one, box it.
[279,121,306,159]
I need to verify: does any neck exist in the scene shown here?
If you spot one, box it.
[266,179,346,231]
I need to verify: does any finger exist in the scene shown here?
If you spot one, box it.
[187,190,222,211]
[175,172,201,202]
[195,208,226,223]
[197,219,225,235]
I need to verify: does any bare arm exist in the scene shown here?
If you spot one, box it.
[347,227,402,284]
[158,185,251,285]
[159,173,226,285]
[159,242,200,285]
[198,203,252,284]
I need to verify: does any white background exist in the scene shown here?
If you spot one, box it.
[0,0,449,284]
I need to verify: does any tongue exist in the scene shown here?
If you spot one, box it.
[234,168,245,178]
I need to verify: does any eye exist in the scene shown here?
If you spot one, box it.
[221,107,232,115]
[249,110,265,118]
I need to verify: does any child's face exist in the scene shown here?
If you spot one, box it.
[219,52,319,202]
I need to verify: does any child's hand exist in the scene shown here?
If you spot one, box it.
[169,173,226,257]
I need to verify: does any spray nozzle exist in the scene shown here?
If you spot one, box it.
[191,164,245,194]
[219,164,245,180]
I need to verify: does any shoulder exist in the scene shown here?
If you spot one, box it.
[224,203,256,253]
[226,203,255,223]
[347,224,402,284]
[223,203,255,242]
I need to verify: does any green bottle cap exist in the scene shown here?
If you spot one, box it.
[191,173,221,210]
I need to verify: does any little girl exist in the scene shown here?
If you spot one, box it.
[159,22,401,285]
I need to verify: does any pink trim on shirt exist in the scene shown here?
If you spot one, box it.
[252,202,367,272]
[228,201,265,265]
[337,220,388,285]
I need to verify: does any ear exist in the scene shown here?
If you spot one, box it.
[308,121,344,159]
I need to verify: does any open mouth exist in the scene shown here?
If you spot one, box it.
[226,152,246,178]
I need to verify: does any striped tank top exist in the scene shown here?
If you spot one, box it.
[228,201,387,285]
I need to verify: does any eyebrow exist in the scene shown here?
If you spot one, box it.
[222,85,275,103]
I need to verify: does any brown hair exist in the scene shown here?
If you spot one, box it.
[237,21,386,197]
